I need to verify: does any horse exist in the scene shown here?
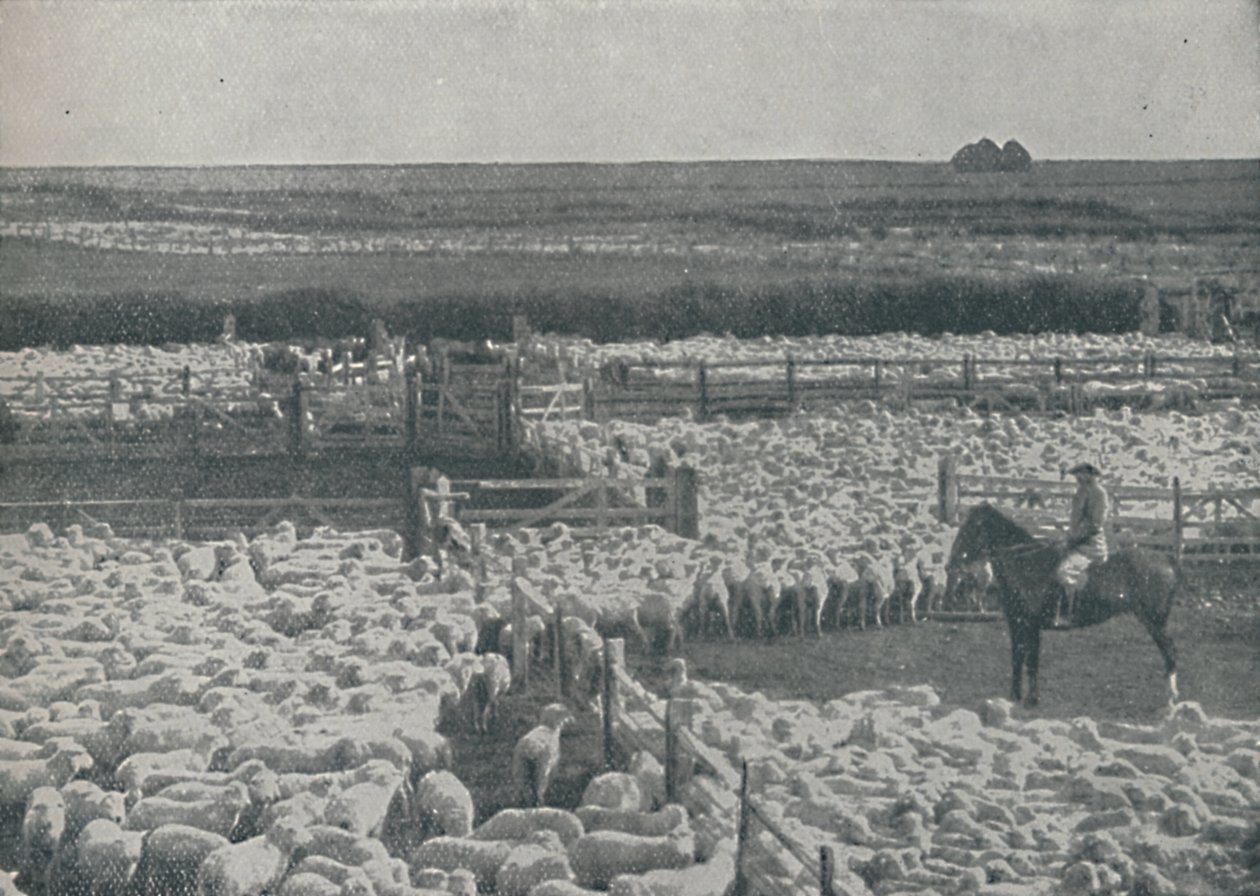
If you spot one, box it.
[945,504,1181,709]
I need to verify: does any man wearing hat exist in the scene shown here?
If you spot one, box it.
[1056,462,1110,625]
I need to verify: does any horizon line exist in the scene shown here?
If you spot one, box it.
[2,156,1259,171]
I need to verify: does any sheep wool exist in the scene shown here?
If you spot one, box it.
[580,772,645,813]
[569,826,696,890]
[412,769,476,838]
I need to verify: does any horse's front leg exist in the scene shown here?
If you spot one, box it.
[1024,627,1043,708]
[1009,634,1025,704]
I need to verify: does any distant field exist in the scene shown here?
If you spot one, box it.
[2,159,1257,346]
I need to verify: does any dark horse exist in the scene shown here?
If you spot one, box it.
[945,504,1181,708]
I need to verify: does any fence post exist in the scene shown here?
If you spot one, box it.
[1172,477,1183,565]
[35,371,46,403]
[1054,357,1063,385]
[672,466,699,539]
[664,699,677,802]
[731,759,751,896]
[341,350,353,386]
[1140,284,1160,336]
[582,377,596,422]
[937,455,959,524]
[181,365,191,397]
[288,376,307,458]
[554,604,567,698]
[172,489,185,540]
[405,366,419,457]
[819,846,837,896]
[404,466,426,561]
[696,362,709,422]
[785,356,796,408]
[961,355,973,392]
[601,637,624,769]
[512,568,532,695]
[511,355,524,454]
[109,371,122,402]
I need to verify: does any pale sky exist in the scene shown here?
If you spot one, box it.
[2,0,1258,166]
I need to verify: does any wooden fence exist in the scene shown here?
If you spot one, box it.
[560,350,1260,423]
[600,650,840,896]
[408,466,699,560]
[938,456,1260,565]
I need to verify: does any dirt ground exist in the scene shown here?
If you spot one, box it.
[633,563,1260,725]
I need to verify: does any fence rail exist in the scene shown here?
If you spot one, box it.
[938,456,1260,565]
[567,350,1260,422]
[598,649,838,896]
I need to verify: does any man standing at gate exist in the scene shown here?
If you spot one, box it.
[1056,462,1110,625]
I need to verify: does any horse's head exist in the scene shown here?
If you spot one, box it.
[944,504,1032,607]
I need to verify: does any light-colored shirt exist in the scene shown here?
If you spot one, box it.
[1068,480,1109,543]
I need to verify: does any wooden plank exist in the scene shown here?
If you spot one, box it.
[461,505,668,523]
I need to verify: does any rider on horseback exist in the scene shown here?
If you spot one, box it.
[1056,462,1109,625]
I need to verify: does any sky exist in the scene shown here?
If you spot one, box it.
[1,0,1258,166]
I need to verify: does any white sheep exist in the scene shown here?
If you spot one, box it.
[17,786,64,894]
[892,550,923,624]
[581,772,645,812]
[854,551,895,629]
[125,780,252,838]
[408,837,515,892]
[60,779,126,842]
[785,552,830,636]
[471,652,512,735]
[495,832,574,896]
[290,824,392,869]
[195,818,310,896]
[55,817,145,896]
[470,807,585,848]
[0,744,93,807]
[129,823,230,896]
[512,703,574,808]
[689,561,734,640]
[412,769,475,839]
[575,804,689,838]
[569,825,695,889]
[323,772,406,839]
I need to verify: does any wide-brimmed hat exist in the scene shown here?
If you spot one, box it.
[1068,462,1101,477]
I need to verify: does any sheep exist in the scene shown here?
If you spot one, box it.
[53,817,145,896]
[470,808,585,848]
[324,772,407,839]
[628,751,666,812]
[821,550,859,631]
[469,653,511,735]
[17,786,64,894]
[581,772,645,812]
[495,832,574,896]
[276,871,343,896]
[575,804,689,838]
[290,824,392,868]
[569,826,695,890]
[689,561,734,640]
[784,552,830,637]
[113,749,210,803]
[408,837,514,892]
[662,659,723,715]
[125,780,252,838]
[0,744,93,807]
[854,551,895,630]
[892,550,924,624]
[607,845,734,896]
[195,818,311,896]
[60,779,126,842]
[512,703,574,808]
[129,823,230,896]
[412,770,475,840]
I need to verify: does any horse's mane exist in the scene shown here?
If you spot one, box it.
[969,503,1039,544]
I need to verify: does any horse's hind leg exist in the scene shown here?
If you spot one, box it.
[1024,628,1043,708]
[1141,618,1179,705]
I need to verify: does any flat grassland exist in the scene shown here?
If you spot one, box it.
[3,159,1257,309]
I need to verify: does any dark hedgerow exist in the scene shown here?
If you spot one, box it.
[0,274,1145,351]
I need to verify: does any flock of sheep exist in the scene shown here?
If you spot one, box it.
[3,330,1260,896]
[0,518,744,896]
